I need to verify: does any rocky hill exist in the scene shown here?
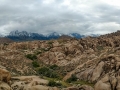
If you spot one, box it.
[0,37,13,44]
[1,31,120,89]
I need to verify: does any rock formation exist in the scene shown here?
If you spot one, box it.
[0,68,11,83]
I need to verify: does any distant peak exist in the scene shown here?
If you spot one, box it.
[9,30,29,37]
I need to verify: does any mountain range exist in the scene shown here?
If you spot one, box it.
[2,30,99,41]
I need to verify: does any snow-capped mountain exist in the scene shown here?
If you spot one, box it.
[9,30,29,37]
[29,33,47,40]
[45,32,62,39]
[46,32,60,37]
[7,30,45,41]
[6,30,99,41]
[7,30,29,41]
[69,33,85,38]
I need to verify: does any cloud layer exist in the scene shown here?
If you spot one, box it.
[0,0,120,35]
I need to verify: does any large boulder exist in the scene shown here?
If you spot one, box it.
[116,76,120,90]
[64,85,94,90]
[79,85,94,90]
[11,76,50,90]
[109,75,117,90]
[26,85,49,90]
[0,68,11,83]
[91,61,104,82]
[0,82,11,90]
[94,74,111,90]
[11,81,25,90]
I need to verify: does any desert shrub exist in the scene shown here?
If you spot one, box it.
[38,67,59,78]
[96,45,104,51]
[35,51,42,55]
[25,54,37,60]
[73,80,94,87]
[32,61,39,68]
[37,51,42,54]
[38,67,49,74]
[4,43,9,46]
[48,80,62,87]
[40,48,48,51]
[66,74,77,83]
[47,41,53,44]
[49,64,59,70]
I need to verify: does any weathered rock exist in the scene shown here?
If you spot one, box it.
[11,81,25,90]
[26,85,49,90]
[63,85,94,90]
[65,86,79,90]
[110,75,117,90]
[79,85,94,90]
[0,82,11,90]
[11,76,48,85]
[0,68,11,83]
[116,76,120,90]
[94,74,111,90]
[76,68,93,81]
[91,61,104,82]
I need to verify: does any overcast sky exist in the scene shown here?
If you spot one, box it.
[0,0,120,35]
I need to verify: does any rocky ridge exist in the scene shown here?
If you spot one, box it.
[0,37,13,44]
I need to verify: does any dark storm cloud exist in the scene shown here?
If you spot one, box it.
[0,0,120,35]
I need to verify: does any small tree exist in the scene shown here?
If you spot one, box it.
[25,54,37,60]
[38,67,59,78]
[48,80,62,87]
[49,64,59,70]
[32,61,39,68]
[66,74,77,83]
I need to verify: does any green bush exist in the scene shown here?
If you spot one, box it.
[35,51,42,55]
[4,43,9,46]
[48,80,62,87]
[32,61,39,68]
[66,74,77,83]
[25,54,37,60]
[38,67,59,78]
[49,64,59,70]
[38,67,49,74]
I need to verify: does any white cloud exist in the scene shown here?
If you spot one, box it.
[43,0,55,4]
[0,0,120,35]
[86,22,120,34]
[100,0,120,6]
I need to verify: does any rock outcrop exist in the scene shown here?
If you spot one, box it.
[72,54,120,90]
[0,68,11,83]
[64,85,94,90]
[0,82,12,90]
